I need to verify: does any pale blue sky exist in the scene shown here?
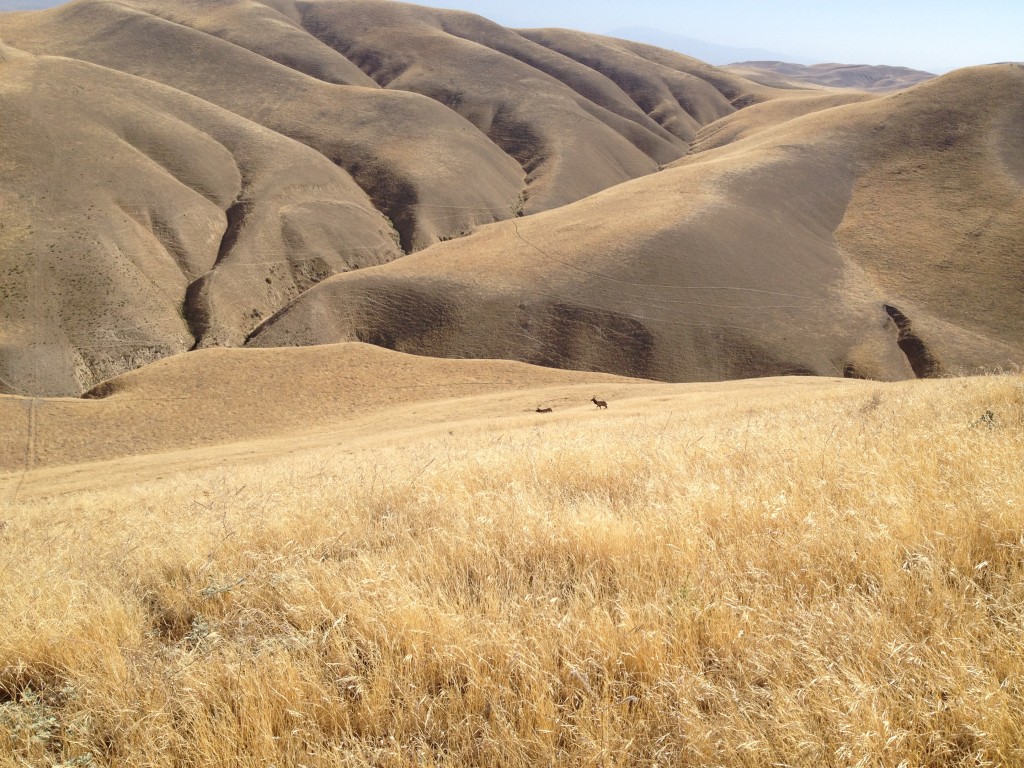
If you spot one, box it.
[1,0,1020,72]
[415,0,1022,73]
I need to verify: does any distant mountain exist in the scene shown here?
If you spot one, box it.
[728,61,936,91]
[607,27,817,66]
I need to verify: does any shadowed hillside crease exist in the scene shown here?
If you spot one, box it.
[251,65,1024,382]
[1,2,1023,396]
[0,51,405,395]
[1,5,1024,763]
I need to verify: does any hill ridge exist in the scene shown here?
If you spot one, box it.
[727,60,935,91]
[247,65,1024,383]
[1,2,1021,396]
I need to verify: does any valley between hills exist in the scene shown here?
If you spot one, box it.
[1,0,1021,406]
[1,3,1024,765]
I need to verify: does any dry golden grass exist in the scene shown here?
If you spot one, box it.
[2,374,1023,766]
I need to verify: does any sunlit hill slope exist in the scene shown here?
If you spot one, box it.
[2,1,1021,396]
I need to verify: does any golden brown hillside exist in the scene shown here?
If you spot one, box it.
[1,3,1022,398]
[727,61,936,91]
[2,368,1022,765]
[0,51,406,397]
[0,0,527,252]
[250,65,1024,382]
[2,7,1023,765]
[0,0,790,396]
[0,342,635,478]
[0,0,770,232]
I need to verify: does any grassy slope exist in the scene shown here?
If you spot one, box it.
[251,65,1024,382]
[0,342,637,479]
[0,0,781,398]
[0,52,403,397]
[725,62,935,92]
[1,372,1023,766]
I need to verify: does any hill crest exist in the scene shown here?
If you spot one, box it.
[0,2,1021,397]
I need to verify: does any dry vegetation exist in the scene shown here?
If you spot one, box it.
[2,374,1024,767]
[2,6,1021,765]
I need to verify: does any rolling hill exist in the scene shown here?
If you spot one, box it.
[727,61,936,91]
[0,51,404,396]
[0,342,639,477]
[248,65,1024,382]
[1,0,1022,399]
[1,0,780,397]
[2,9,1023,762]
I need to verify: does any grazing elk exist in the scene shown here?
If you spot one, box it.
[591,396,608,409]
[535,406,553,413]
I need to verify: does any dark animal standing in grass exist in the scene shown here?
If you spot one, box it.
[536,406,553,413]
[591,397,608,409]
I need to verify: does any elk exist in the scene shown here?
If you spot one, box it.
[535,406,553,413]
[591,396,608,409]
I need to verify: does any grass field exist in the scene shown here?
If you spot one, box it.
[2,374,1023,766]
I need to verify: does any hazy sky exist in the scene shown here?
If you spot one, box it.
[1,0,1020,72]
[410,0,1022,73]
